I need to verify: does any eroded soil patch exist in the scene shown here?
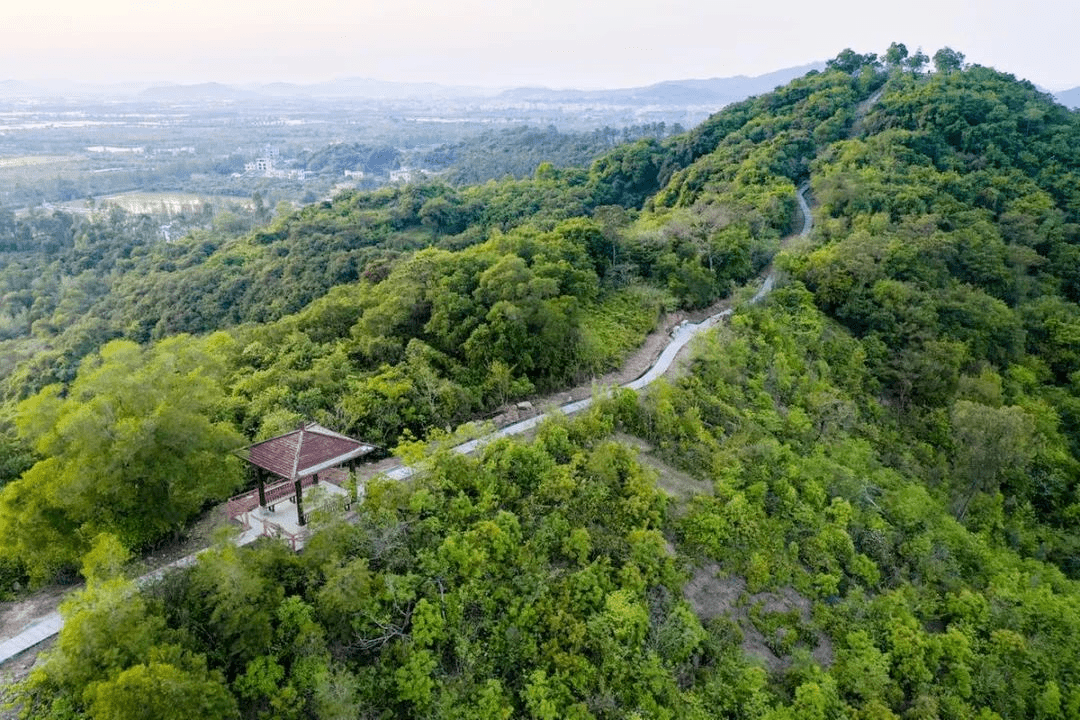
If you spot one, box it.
[684,562,834,673]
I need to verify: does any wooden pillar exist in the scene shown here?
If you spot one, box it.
[295,478,306,526]
[256,467,267,507]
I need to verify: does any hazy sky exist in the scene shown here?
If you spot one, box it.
[3,0,1078,90]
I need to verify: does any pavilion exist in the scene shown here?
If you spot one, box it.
[227,423,377,545]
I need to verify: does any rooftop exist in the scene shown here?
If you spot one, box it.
[235,422,377,481]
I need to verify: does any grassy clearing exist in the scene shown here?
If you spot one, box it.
[0,157,88,200]
[614,431,712,509]
[579,285,672,373]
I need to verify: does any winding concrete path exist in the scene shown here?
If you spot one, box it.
[1,184,813,666]
[0,611,61,664]
[396,182,813,474]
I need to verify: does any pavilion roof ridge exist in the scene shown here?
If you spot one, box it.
[289,425,306,482]
[233,421,378,481]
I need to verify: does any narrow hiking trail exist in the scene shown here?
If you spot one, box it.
[0,184,814,672]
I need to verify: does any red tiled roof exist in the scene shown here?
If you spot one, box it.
[235,423,376,480]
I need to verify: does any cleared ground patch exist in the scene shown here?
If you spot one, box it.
[613,432,712,509]
[684,563,834,673]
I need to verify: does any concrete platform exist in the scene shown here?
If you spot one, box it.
[234,480,353,550]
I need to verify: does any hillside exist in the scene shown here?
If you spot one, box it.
[3,47,1080,719]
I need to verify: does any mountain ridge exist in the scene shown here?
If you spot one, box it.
[495,63,825,105]
[0,63,823,103]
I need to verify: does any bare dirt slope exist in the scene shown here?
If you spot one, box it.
[684,563,834,672]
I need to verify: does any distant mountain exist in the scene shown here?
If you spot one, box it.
[253,78,496,99]
[0,79,29,92]
[0,79,39,97]
[250,66,825,103]
[1055,87,1080,109]
[0,79,159,98]
[495,64,825,106]
[139,82,261,101]
[2,64,824,105]
[136,78,496,101]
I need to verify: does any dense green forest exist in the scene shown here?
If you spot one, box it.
[413,123,682,185]
[4,45,1080,718]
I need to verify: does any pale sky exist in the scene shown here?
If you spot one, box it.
[3,0,1078,91]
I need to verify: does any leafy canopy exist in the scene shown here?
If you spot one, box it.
[0,334,243,582]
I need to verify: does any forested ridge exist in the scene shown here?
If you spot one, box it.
[4,46,1080,719]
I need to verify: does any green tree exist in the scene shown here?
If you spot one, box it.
[0,334,243,582]
[884,42,909,69]
[85,656,238,720]
[827,49,880,75]
[834,630,896,705]
[950,400,1036,521]
[907,49,930,75]
[588,138,664,208]
[933,47,966,74]
[11,537,170,716]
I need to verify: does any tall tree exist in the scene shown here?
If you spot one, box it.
[906,48,930,75]
[933,47,966,74]
[884,42,909,69]
[950,400,1036,521]
[827,49,880,75]
[0,334,244,582]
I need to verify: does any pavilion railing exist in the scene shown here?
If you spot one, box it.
[254,516,300,551]
[225,470,350,524]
